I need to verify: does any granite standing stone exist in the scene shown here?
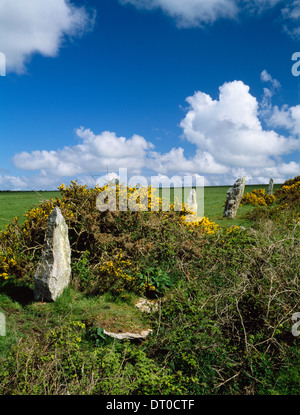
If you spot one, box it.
[223,177,245,219]
[34,207,71,302]
[185,188,198,222]
[0,312,5,337]
[268,178,274,195]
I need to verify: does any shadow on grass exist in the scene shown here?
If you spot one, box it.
[0,281,34,306]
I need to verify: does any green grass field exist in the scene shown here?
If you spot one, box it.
[0,184,282,230]
[0,191,60,229]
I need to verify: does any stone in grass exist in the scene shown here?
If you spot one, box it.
[34,207,71,302]
[223,177,245,219]
[103,329,153,340]
[135,297,159,313]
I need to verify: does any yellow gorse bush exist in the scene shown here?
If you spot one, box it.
[181,215,220,235]
[241,188,276,206]
[226,225,240,234]
[0,244,19,280]
[275,176,300,208]
[95,250,145,295]
[94,181,176,213]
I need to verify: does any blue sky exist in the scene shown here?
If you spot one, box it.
[0,0,300,189]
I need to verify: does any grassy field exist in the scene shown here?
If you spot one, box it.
[0,184,281,229]
[0,191,60,229]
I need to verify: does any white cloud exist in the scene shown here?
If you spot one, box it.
[269,104,300,136]
[281,0,300,37]
[120,0,300,39]
[242,0,282,13]
[258,69,300,137]
[150,147,228,175]
[0,0,95,73]
[120,0,287,27]
[120,0,238,27]
[13,127,155,178]
[180,80,299,170]
[5,77,300,190]
[259,69,281,119]
[0,174,29,190]
[260,70,281,90]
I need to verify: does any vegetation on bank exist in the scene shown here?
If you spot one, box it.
[0,177,299,395]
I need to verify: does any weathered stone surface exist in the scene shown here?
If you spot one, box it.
[0,312,5,337]
[223,177,245,219]
[34,207,71,302]
[268,178,274,195]
[103,329,153,340]
[135,297,159,313]
[187,189,198,213]
[185,188,198,222]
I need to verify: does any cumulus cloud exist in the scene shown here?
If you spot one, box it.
[0,0,95,73]
[180,80,299,171]
[5,77,300,190]
[13,127,154,178]
[0,174,29,190]
[149,147,228,175]
[269,104,300,137]
[259,69,300,137]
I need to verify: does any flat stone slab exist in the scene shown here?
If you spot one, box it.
[103,329,153,340]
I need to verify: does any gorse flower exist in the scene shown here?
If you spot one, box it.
[241,188,275,206]
[181,215,220,235]
[275,176,300,208]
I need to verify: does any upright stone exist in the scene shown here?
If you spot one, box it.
[185,188,198,222]
[187,189,198,214]
[223,177,245,219]
[34,207,71,302]
[268,178,274,195]
[0,312,5,337]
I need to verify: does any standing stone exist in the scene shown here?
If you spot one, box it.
[185,188,198,222]
[187,189,198,214]
[0,312,5,337]
[223,177,245,219]
[268,178,274,195]
[34,207,71,302]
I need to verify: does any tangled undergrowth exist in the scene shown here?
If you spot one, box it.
[0,177,299,395]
